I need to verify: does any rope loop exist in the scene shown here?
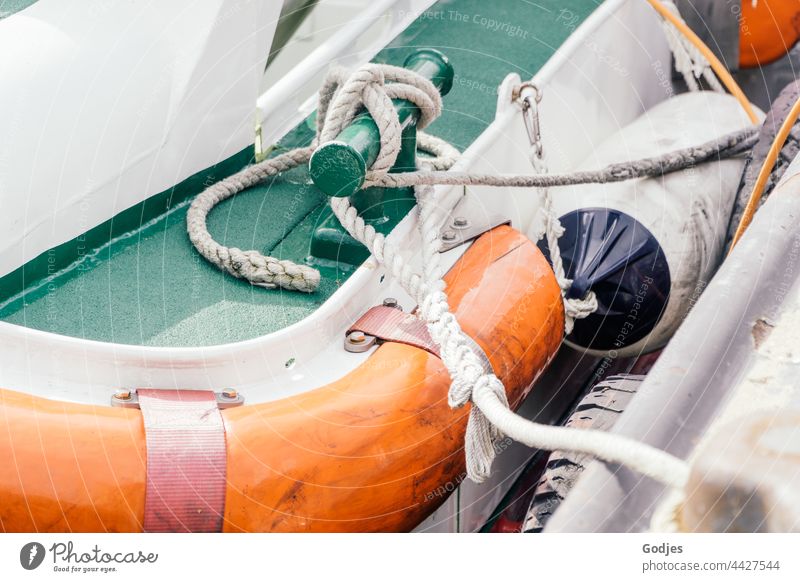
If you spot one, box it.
[187,62,449,292]
[185,55,742,489]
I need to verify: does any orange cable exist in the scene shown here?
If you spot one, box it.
[646,0,784,249]
[646,0,759,124]
[729,95,800,250]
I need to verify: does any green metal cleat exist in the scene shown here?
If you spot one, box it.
[308,49,454,265]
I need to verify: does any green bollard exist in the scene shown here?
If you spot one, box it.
[308,49,454,264]
[309,49,454,198]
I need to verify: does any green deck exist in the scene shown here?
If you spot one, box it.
[0,0,595,346]
[0,0,38,20]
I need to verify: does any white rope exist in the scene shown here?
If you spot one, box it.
[519,85,598,334]
[186,63,445,293]
[187,146,321,292]
[304,63,692,487]
[660,1,725,93]
[186,0,732,295]
[187,63,753,294]
[471,378,689,487]
[332,176,689,488]
[186,56,754,488]
[540,191,598,334]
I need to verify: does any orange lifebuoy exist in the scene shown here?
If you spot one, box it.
[740,0,800,68]
[0,225,564,532]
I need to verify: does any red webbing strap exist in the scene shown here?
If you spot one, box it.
[348,305,441,356]
[138,389,227,533]
[349,305,494,374]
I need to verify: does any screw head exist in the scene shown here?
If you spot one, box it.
[382,297,399,309]
[348,331,366,344]
[453,216,469,228]
[114,389,132,401]
[221,389,238,400]
[442,230,457,242]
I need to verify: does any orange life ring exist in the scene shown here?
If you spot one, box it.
[740,0,800,68]
[0,225,564,532]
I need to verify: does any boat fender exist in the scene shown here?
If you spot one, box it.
[537,91,756,357]
[739,0,800,68]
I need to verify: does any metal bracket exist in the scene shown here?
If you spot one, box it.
[111,388,245,409]
[438,192,510,252]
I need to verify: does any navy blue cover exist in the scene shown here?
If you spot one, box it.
[538,208,671,351]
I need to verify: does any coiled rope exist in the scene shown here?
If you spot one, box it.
[185,61,758,489]
[187,146,319,292]
[187,1,760,488]
[331,174,691,487]
[186,71,756,295]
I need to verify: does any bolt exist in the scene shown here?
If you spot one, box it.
[382,297,399,309]
[442,230,457,242]
[348,331,366,344]
[114,389,132,401]
[221,389,238,400]
[453,216,469,229]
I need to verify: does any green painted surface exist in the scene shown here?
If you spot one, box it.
[0,0,38,20]
[0,0,596,346]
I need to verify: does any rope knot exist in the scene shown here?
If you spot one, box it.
[316,62,444,184]
[563,290,599,334]
[187,62,452,294]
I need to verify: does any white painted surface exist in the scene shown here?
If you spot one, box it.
[0,0,281,278]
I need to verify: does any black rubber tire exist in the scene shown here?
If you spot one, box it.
[522,374,644,533]
[726,81,800,247]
